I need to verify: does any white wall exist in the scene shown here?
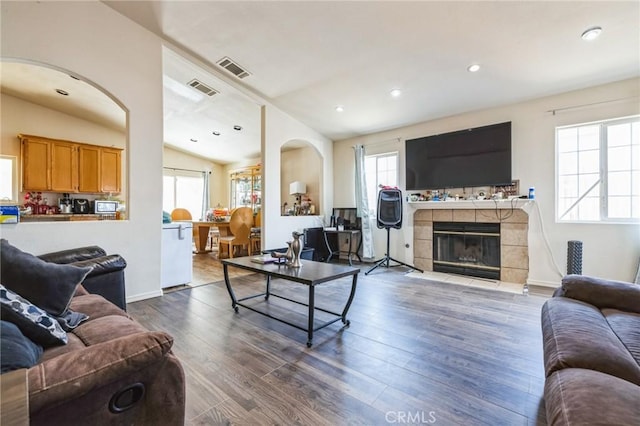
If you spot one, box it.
[335,78,640,285]
[262,106,332,250]
[1,1,164,301]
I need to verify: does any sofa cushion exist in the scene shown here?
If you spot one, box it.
[542,297,640,385]
[68,294,129,320]
[0,239,91,317]
[603,308,640,365]
[556,274,640,314]
[0,285,68,347]
[1,320,43,372]
[28,331,174,413]
[72,315,150,346]
[544,368,640,426]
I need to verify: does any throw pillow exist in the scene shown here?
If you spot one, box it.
[0,285,68,347]
[0,239,92,317]
[1,320,43,373]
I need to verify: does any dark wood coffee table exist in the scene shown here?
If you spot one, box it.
[222,257,359,347]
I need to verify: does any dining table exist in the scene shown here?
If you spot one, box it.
[192,221,231,253]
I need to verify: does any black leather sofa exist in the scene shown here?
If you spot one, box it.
[38,246,127,310]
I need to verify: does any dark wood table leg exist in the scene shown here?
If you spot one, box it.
[223,263,239,312]
[307,285,315,347]
[265,275,271,300]
[341,273,358,326]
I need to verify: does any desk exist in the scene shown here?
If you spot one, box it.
[192,221,231,253]
[323,229,362,266]
[222,257,359,347]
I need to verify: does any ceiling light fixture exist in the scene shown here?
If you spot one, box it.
[335,105,345,112]
[233,125,242,131]
[467,64,480,73]
[581,26,602,41]
[390,89,402,98]
[212,131,221,136]
[55,89,69,96]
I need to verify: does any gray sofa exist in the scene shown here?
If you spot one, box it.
[541,274,640,425]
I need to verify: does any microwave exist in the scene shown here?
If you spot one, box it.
[92,200,119,214]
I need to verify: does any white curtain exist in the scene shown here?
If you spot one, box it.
[201,171,210,221]
[354,145,375,259]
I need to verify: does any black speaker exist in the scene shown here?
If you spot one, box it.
[377,189,402,229]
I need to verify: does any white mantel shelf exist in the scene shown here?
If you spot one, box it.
[408,199,535,210]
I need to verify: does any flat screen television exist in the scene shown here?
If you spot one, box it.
[405,121,512,190]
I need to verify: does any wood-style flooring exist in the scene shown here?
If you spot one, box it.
[128,255,552,425]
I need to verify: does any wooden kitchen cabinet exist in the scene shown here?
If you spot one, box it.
[51,141,78,192]
[78,145,100,192]
[19,134,122,194]
[21,135,50,191]
[100,147,121,193]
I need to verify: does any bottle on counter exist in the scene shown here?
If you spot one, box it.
[529,186,535,199]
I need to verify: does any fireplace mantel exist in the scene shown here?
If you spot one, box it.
[412,202,532,284]
[408,199,534,210]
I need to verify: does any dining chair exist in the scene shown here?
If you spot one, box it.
[170,208,196,250]
[170,208,192,221]
[218,207,252,258]
[249,210,261,255]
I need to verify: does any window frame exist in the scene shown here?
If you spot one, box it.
[365,151,399,217]
[0,155,19,204]
[555,115,639,224]
[162,168,205,220]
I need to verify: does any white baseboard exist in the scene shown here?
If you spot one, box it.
[126,290,163,303]
[526,278,560,288]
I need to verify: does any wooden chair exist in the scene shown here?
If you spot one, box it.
[171,208,196,250]
[250,210,261,255]
[170,208,192,221]
[218,207,253,258]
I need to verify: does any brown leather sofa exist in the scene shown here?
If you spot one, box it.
[541,275,640,425]
[0,241,185,425]
[27,286,185,425]
[38,246,128,311]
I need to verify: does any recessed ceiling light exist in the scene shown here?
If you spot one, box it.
[467,64,480,73]
[335,105,345,112]
[233,125,242,131]
[55,89,69,96]
[212,131,221,136]
[390,89,402,98]
[190,138,198,143]
[581,26,602,41]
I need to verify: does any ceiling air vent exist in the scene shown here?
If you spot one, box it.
[216,57,251,79]
[187,79,218,97]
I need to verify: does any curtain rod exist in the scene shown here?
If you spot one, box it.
[352,137,401,150]
[547,96,639,115]
[163,166,211,174]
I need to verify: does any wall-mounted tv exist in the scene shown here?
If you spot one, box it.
[405,121,512,190]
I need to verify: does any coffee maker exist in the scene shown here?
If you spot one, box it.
[59,193,73,214]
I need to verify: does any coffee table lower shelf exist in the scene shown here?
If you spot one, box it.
[222,257,359,347]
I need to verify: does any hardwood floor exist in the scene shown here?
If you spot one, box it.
[128,256,551,425]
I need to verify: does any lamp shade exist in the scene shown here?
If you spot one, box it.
[289,181,307,195]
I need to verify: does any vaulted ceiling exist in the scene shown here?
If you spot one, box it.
[4,2,638,165]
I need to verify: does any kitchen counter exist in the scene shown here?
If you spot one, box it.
[18,214,118,222]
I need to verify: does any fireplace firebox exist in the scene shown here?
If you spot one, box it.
[433,222,500,280]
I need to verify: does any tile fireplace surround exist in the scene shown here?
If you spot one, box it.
[412,200,532,284]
